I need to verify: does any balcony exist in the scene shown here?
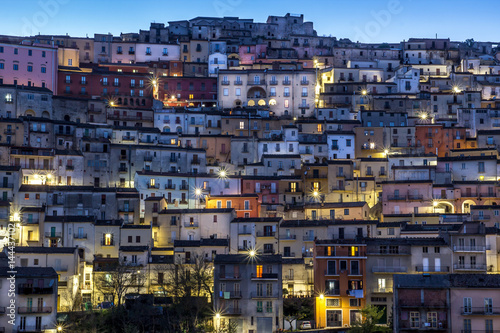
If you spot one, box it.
[453,245,490,252]
[303,235,315,241]
[18,307,52,314]
[118,166,127,173]
[101,240,115,246]
[247,80,265,86]
[18,285,54,294]
[300,80,309,85]
[387,195,407,201]
[122,136,136,141]
[461,307,500,315]
[408,194,424,200]
[129,50,135,55]
[453,264,487,271]
[372,266,407,273]
[80,80,88,85]
[473,215,491,220]
[3,129,15,135]
[250,273,278,280]
[144,155,153,162]
[325,289,340,296]
[55,265,69,272]
[224,307,242,315]
[191,159,201,165]
[120,155,128,161]
[251,292,279,298]
[74,233,87,239]
[44,232,62,238]
[219,271,242,280]
[372,287,393,293]
[183,222,199,228]
[256,231,276,237]
[283,252,295,258]
[165,184,176,190]
[218,291,242,298]
[282,80,291,85]
[331,145,339,150]
[299,104,310,109]
[147,183,159,189]
[269,80,278,85]
[234,80,242,85]
[415,265,450,272]
[179,184,189,190]
[221,80,230,85]
[280,234,296,240]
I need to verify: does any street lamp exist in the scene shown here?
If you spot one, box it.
[318,294,324,329]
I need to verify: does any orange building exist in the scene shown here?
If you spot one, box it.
[314,239,367,329]
[415,124,467,157]
[206,194,260,218]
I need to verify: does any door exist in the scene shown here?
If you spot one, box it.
[2,177,7,188]
[422,258,429,272]
[435,258,441,272]
[51,227,56,237]
[257,317,272,333]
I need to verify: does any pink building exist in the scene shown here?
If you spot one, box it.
[382,180,433,215]
[0,41,58,92]
[238,44,267,65]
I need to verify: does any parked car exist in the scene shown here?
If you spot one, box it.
[97,301,113,310]
[299,321,312,329]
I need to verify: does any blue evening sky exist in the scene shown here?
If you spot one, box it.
[0,0,497,43]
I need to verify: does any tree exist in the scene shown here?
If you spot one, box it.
[465,38,475,48]
[94,260,144,307]
[349,305,391,333]
[283,298,314,331]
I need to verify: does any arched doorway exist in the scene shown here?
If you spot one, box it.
[462,199,476,214]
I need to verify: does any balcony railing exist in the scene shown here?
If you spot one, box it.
[300,80,309,85]
[44,232,62,238]
[282,80,291,85]
[250,273,278,279]
[183,222,199,228]
[453,245,490,252]
[74,233,87,239]
[248,80,265,85]
[372,266,408,273]
[147,183,160,189]
[415,265,450,272]
[387,195,406,200]
[372,287,393,293]
[165,184,176,189]
[224,307,242,315]
[454,264,487,270]
[118,166,128,173]
[218,291,242,298]
[250,292,279,298]
[280,234,296,240]
[18,307,52,314]
[256,231,275,237]
[18,285,54,294]
[461,307,500,315]
[179,184,189,190]
[101,240,115,246]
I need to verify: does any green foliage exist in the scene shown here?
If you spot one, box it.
[283,298,314,330]
[349,305,391,333]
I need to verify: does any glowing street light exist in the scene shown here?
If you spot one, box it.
[384,149,389,155]
[194,188,202,196]
[312,190,319,198]
[319,293,324,300]
[453,86,461,94]
[433,201,438,207]
[249,249,256,257]
[57,326,63,332]
[361,90,367,96]
[420,113,428,120]
[218,168,228,180]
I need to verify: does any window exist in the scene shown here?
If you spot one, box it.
[239,121,244,130]
[463,297,472,314]
[223,88,228,96]
[463,319,471,333]
[257,301,263,312]
[423,246,428,253]
[266,301,272,313]
[427,312,437,328]
[486,319,493,333]
[410,312,420,328]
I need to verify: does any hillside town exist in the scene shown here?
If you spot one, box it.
[0,12,500,333]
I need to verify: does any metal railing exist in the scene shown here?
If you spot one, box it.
[372,266,407,273]
[18,307,52,314]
